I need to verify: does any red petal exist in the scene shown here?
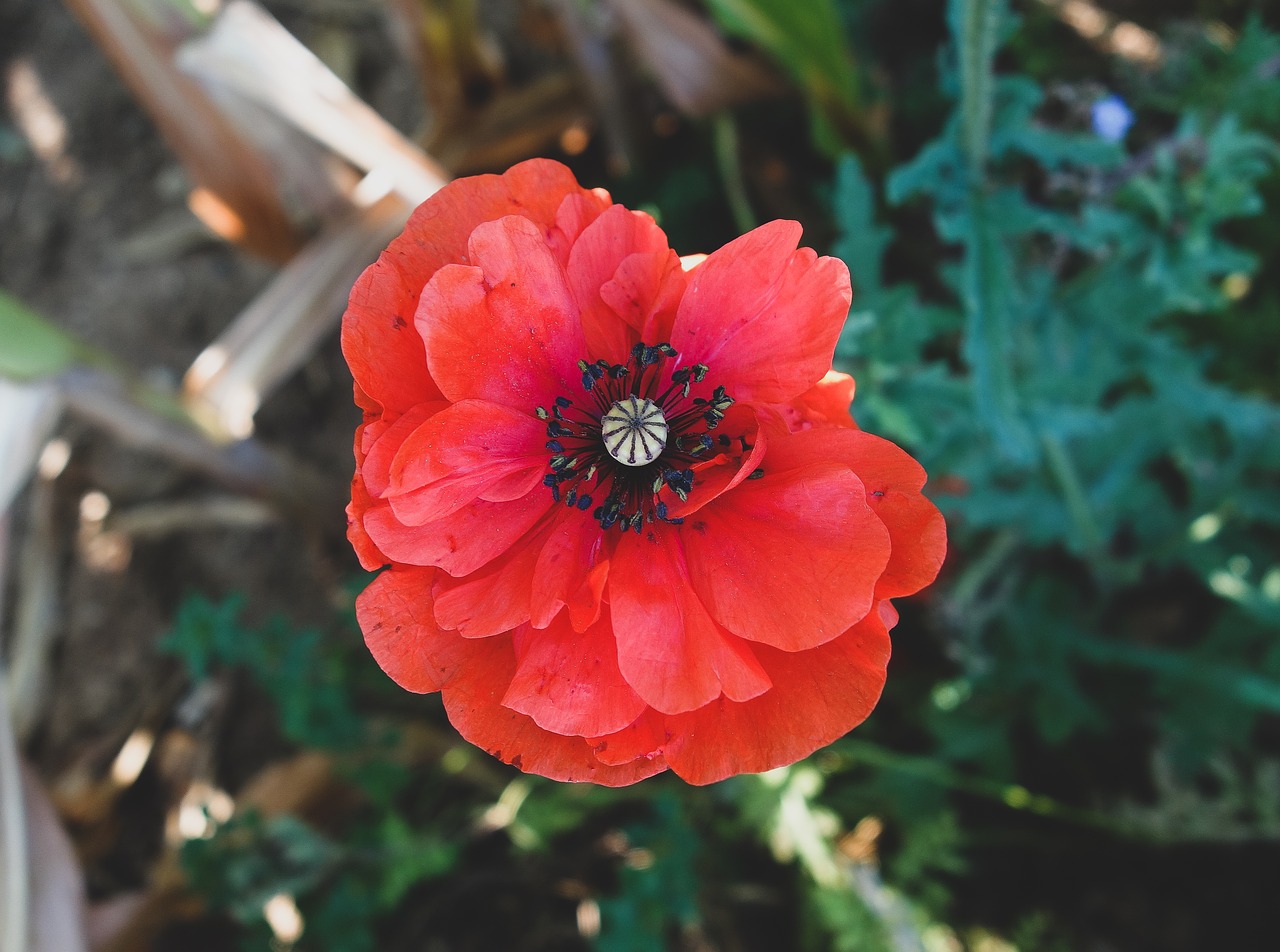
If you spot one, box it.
[530,510,611,630]
[386,400,545,524]
[361,402,444,497]
[442,635,668,785]
[347,473,388,571]
[670,220,851,403]
[872,492,946,598]
[356,567,466,693]
[364,493,550,577]
[663,607,891,785]
[420,217,586,409]
[589,711,668,766]
[566,205,682,363]
[682,459,890,651]
[787,370,858,430]
[502,609,648,737]
[661,403,766,519]
[431,526,545,637]
[611,530,771,714]
[343,263,444,417]
[344,160,606,415]
[761,428,947,599]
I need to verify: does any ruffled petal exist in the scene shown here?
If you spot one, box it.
[663,607,891,785]
[566,205,684,363]
[430,526,544,637]
[786,370,858,430]
[755,427,947,599]
[529,510,611,630]
[442,634,668,785]
[611,530,771,714]
[669,220,851,404]
[361,402,445,497]
[502,608,648,737]
[682,459,890,651]
[419,217,586,409]
[386,400,545,524]
[356,567,466,693]
[364,493,550,577]
[343,159,604,415]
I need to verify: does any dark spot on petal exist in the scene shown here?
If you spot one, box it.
[392,315,407,330]
[510,753,524,770]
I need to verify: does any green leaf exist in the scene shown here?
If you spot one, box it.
[0,289,83,381]
[703,0,860,153]
[831,154,892,302]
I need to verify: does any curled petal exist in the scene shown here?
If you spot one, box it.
[356,567,465,693]
[386,400,546,524]
[431,528,543,637]
[567,205,686,363]
[612,530,771,714]
[759,427,947,598]
[670,221,851,404]
[420,217,586,409]
[682,460,890,651]
[343,158,605,415]
[364,493,550,577]
[530,510,611,631]
[663,607,892,785]
[503,608,648,737]
[787,370,858,430]
[361,402,445,497]
[442,634,668,785]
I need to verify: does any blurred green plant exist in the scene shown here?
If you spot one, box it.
[703,0,865,154]
[830,0,1280,883]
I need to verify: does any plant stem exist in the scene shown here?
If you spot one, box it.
[713,112,757,234]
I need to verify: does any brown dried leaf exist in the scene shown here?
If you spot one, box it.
[607,0,780,117]
[61,0,305,260]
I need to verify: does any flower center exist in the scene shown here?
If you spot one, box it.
[601,396,667,466]
[535,342,739,533]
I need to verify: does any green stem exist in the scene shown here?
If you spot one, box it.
[955,0,1000,176]
[713,112,757,235]
[1041,431,1103,556]
[839,739,1141,839]
[947,528,1021,616]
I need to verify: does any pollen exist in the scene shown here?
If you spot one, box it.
[601,396,668,466]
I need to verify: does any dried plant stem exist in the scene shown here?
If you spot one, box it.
[61,0,304,260]
[59,367,339,522]
[0,676,30,952]
[184,191,410,440]
[6,467,61,743]
[176,0,449,206]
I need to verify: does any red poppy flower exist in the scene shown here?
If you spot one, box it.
[344,159,945,786]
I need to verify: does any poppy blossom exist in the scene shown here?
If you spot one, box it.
[344,159,945,786]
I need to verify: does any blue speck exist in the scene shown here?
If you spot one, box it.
[1091,94,1134,143]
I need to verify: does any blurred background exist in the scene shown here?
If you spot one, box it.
[2,0,1279,949]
